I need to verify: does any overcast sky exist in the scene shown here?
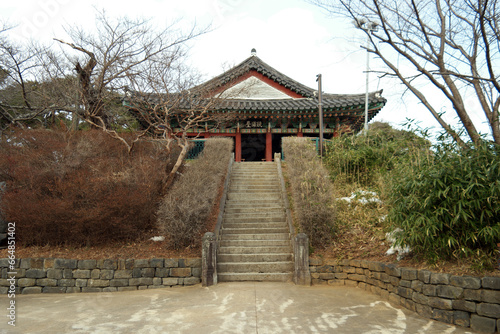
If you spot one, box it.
[1,0,487,137]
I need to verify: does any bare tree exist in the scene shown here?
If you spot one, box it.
[310,0,500,147]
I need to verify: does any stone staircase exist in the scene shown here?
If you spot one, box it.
[217,162,293,282]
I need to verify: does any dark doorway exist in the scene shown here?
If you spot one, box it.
[272,134,287,160]
[241,134,266,161]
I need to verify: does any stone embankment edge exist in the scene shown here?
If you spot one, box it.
[0,257,201,294]
[310,258,500,333]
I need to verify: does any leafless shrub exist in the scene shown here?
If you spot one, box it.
[282,137,336,248]
[157,137,233,249]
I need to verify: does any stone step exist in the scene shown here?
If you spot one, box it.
[229,185,280,191]
[222,222,286,229]
[224,207,284,214]
[225,201,282,208]
[217,261,293,273]
[218,253,292,262]
[222,227,289,234]
[218,246,292,254]
[220,233,290,241]
[223,214,286,222]
[218,272,292,282]
[228,188,280,194]
[227,193,281,201]
[219,239,291,247]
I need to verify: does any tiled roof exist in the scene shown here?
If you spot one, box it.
[218,92,385,112]
[192,55,316,98]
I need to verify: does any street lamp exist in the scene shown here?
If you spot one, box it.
[355,18,378,135]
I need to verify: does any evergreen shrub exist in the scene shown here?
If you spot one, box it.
[388,140,500,269]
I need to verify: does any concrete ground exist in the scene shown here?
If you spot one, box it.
[0,282,475,334]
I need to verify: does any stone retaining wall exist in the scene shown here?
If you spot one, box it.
[0,258,201,294]
[310,258,500,333]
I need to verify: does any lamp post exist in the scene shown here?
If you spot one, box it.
[355,18,378,135]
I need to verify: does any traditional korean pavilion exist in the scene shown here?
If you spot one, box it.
[129,49,387,162]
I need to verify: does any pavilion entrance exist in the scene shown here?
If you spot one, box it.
[241,134,266,161]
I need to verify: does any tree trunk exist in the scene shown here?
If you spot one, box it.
[161,143,189,194]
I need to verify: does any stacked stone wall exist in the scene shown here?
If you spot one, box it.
[0,258,201,294]
[310,259,500,333]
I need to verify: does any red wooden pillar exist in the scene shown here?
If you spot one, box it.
[297,131,303,137]
[265,131,272,162]
[235,132,241,162]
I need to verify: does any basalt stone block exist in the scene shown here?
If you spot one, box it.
[397,286,413,299]
[437,285,464,299]
[319,273,335,280]
[355,268,364,274]
[62,269,73,279]
[103,287,117,292]
[72,270,91,279]
[129,278,153,286]
[380,289,390,300]
[401,268,418,281]
[316,265,333,273]
[432,309,453,324]
[170,268,191,277]
[429,297,453,310]
[430,273,450,285]
[477,303,500,318]
[335,272,348,279]
[452,299,476,313]
[133,259,149,268]
[402,298,416,312]
[411,280,423,293]
[183,277,201,285]
[97,259,117,270]
[343,266,356,274]
[82,287,102,293]
[118,259,134,270]
[78,260,97,270]
[162,278,178,286]
[418,270,431,284]
[66,287,81,293]
[178,259,186,268]
[132,268,142,278]
[350,259,362,267]
[42,287,66,293]
[368,262,385,272]
[464,288,482,301]
[100,270,114,280]
[470,315,496,334]
[36,278,57,287]
[192,268,201,278]
[58,279,76,287]
[348,274,366,282]
[17,278,36,287]
[114,270,132,279]
[54,259,77,269]
[0,259,10,268]
[43,258,55,269]
[88,279,110,288]
[150,258,164,268]
[422,284,437,297]
[26,269,46,279]
[385,264,401,278]
[327,279,344,286]
[110,279,129,287]
[138,286,148,290]
[141,268,155,278]
[164,259,179,268]
[453,311,470,327]
[399,280,411,288]
[75,279,88,288]
[21,287,42,294]
[91,269,100,279]
[153,277,162,286]
[117,287,137,292]
[482,277,500,290]
[388,292,400,305]
[450,276,481,289]
[482,289,500,303]
[412,292,429,305]
[20,258,42,269]
[46,269,63,280]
